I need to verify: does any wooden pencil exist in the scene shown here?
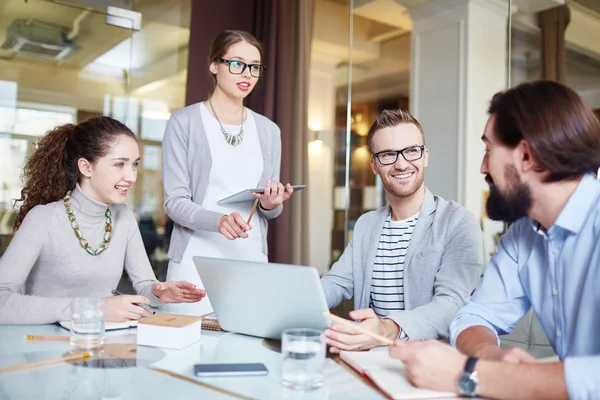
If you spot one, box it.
[322,312,395,346]
[247,198,259,225]
[0,352,91,373]
[25,335,70,341]
[150,367,254,399]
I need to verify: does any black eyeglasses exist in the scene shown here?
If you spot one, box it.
[372,145,425,165]
[216,58,265,78]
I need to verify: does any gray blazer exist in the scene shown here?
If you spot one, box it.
[162,102,282,263]
[321,189,483,340]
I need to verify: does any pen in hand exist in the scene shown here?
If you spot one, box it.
[111,289,156,314]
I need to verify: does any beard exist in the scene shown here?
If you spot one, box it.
[382,169,424,199]
[485,165,532,223]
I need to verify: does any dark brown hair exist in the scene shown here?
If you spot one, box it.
[14,116,135,230]
[488,80,600,182]
[367,109,425,152]
[207,30,263,96]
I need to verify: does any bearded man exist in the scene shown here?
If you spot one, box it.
[387,80,600,400]
[320,109,484,352]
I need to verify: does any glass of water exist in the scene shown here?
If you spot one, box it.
[281,328,326,390]
[70,298,106,349]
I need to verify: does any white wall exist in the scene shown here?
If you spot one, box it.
[410,0,507,221]
[307,55,337,274]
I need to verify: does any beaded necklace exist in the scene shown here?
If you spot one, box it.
[63,190,112,256]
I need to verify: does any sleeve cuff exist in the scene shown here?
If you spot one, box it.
[147,283,165,308]
[192,209,225,233]
[398,327,409,341]
[450,315,500,347]
[258,203,282,219]
[564,356,600,399]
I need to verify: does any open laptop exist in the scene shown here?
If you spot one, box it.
[193,256,331,339]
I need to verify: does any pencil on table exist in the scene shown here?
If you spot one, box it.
[25,335,70,341]
[322,312,395,346]
[0,352,91,373]
[247,199,259,225]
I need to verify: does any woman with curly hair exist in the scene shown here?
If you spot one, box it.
[0,116,206,324]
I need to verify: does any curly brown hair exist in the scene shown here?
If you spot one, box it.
[14,116,135,230]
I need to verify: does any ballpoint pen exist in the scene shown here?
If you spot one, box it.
[111,289,156,314]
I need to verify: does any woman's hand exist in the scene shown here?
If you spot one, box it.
[152,281,206,303]
[100,295,153,322]
[253,180,293,210]
[217,213,251,240]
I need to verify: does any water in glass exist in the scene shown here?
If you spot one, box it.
[282,328,325,390]
[70,298,106,349]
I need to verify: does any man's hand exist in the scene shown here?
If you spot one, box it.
[389,340,466,393]
[478,346,538,363]
[325,308,400,352]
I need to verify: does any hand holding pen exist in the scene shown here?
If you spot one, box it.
[99,290,154,322]
[111,289,156,313]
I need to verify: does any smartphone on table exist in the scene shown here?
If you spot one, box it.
[194,363,269,377]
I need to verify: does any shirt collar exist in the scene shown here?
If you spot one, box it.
[548,174,600,234]
[70,183,110,217]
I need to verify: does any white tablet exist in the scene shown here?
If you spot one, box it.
[217,185,305,205]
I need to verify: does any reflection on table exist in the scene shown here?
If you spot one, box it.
[0,321,387,400]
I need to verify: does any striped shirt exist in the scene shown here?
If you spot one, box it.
[370,212,419,337]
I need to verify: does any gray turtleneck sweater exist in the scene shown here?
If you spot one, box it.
[0,185,161,324]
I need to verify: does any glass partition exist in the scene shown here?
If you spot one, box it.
[0,0,190,263]
[308,0,513,317]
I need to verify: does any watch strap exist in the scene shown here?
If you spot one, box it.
[464,356,478,374]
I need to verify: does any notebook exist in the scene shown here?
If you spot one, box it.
[59,315,223,332]
[58,320,138,332]
[201,313,223,331]
[340,350,458,399]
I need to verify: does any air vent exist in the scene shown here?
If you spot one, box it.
[1,19,75,61]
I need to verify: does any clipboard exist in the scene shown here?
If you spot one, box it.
[217,185,305,205]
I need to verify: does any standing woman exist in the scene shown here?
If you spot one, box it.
[162,30,293,315]
[0,117,205,325]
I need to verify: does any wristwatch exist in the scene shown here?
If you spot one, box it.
[457,356,479,397]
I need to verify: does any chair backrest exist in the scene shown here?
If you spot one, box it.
[499,308,556,359]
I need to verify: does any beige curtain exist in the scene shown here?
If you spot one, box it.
[290,0,315,266]
[244,0,315,265]
[537,5,571,82]
[185,0,316,264]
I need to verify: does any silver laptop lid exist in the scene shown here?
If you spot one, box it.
[193,256,331,339]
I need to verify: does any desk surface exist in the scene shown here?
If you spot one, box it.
[0,322,387,400]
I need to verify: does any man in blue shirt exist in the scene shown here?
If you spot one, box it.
[388,80,600,399]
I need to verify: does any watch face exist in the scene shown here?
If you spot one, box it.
[459,372,479,396]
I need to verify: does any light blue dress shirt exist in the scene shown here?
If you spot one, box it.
[450,173,600,399]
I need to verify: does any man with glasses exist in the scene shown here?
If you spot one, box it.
[386,81,600,399]
[321,109,483,352]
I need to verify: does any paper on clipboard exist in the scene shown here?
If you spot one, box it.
[217,185,305,205]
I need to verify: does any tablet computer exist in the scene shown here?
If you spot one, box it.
[217,185,305,205]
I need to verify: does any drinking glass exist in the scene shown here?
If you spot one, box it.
[281,328,326,390]
[70,298,106,349]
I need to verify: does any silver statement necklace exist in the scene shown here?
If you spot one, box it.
[208,100,245,147]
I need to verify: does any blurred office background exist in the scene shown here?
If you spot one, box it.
[1,0,599,299]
